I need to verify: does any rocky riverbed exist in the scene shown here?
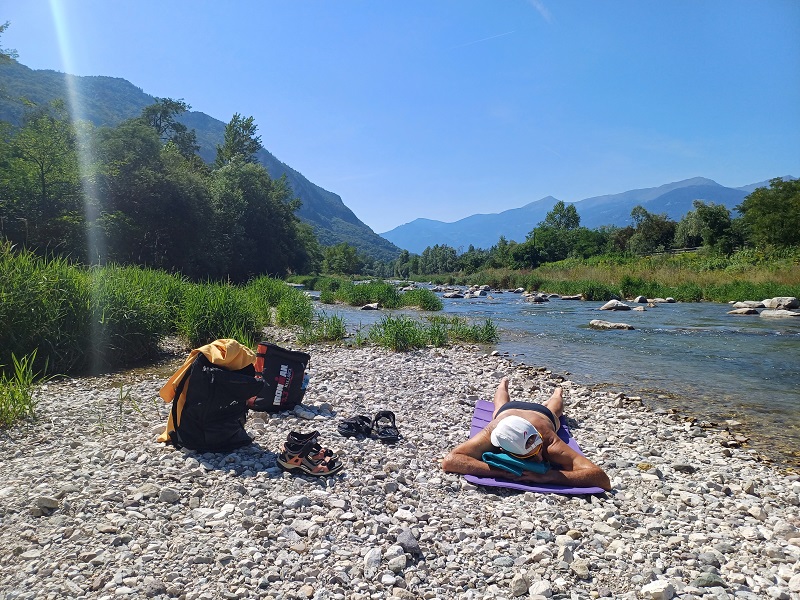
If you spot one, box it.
[1,340,799,600]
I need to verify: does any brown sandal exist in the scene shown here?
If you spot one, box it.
[277,431,343,476]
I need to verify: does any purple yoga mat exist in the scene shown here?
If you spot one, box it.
[463,399,606,495]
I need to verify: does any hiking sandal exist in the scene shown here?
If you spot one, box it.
[286,431,335,462]
[277,437,343,476]
[337,415,372,437]
[371,410,400,443]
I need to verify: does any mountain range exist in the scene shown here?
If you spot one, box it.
[380,176,794,254]
[0,60,401,262]
[1,60,793,260]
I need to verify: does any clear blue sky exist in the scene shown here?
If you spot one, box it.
[4,1,799,233]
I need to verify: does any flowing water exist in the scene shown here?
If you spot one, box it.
[321,291,800,467]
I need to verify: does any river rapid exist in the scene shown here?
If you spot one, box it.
[319,290,800,468]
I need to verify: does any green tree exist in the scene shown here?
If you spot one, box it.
[138,98,199,158]
[541,200,580,230]
[529,201,582,263]
[693,200,737,254]
[736,178,800,248]
[0,21,18,63]
[323,242,363,274]
[92,119,214,273]
[209,159,308,280]
[626,205,676,254]
[215,113,262,167]
[4,101,82,252]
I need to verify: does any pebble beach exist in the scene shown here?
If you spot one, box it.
[1,339,799,600]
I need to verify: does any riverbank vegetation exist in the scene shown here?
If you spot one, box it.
[0,244,489,392]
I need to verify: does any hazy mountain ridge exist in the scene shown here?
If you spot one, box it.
[381,177,795,254]
[0,60,401,262]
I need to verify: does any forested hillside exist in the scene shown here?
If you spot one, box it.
[0,59,400,262]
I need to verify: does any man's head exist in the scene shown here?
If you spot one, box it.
[490,415,543,459]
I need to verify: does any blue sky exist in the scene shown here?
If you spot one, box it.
[4,1,799,233]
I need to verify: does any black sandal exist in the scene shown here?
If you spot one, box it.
[371,410,400,443]
[338,415,372,437]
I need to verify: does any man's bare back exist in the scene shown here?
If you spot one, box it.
[441,378,611,490]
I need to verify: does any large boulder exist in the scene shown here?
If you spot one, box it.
[763,297,799,309]
[733,300,765,309]
[633,295,648,303]
[728,308,759,315]
[599,299,631,311]
[590,319,634,330]
[760,309,800,318]
[442,292,464,299]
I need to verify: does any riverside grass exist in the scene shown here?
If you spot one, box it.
[300,277,443,311]
[1,247,486,400]
[0,351,42,428]
[368,314,499,351]
[422,249,800,302]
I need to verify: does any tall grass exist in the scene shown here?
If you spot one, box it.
[368,314,499,351]
[275,287,315,327]
[448,249,800,302]
[400,288,443,311]
[335,280,402,308]
[368,315,429,351]
[178,281,263,349]
[1,243,91,374]
[298,312,347,344]
[88,265,174,369]
[0,351,43,428]
[245,275,291,321]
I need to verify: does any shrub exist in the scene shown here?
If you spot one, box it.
[368,315,428,351]
[400,288,443,311]
[319,289,336,304]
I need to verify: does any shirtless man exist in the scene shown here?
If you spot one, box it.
[441,378,611,491]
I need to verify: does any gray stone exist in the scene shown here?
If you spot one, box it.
[396,528,422,555]
[641,580,675,600]
[589,319,634,330]
[599,299,632,311]
[158,488,180,504]
[691,573,726,588]
[760,309,800,318]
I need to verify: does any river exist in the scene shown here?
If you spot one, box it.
[315,290,800,468]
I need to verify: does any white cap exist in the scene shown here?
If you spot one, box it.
[490,415,543,458]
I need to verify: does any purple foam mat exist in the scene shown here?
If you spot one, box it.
[464,399,606,495]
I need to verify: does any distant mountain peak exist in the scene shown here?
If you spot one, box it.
[380,176,794,253]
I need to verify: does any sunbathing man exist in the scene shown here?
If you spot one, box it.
[442,378,611,491]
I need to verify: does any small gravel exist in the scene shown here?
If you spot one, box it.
[1,343,798,600]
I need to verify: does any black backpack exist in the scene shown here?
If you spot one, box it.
[167,354,264,452]
[251,342,311,413]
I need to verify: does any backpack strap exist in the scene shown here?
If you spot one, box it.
[167,366,192,449]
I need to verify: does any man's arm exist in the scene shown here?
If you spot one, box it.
[441,428,517,479]
[523,437,611,490]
